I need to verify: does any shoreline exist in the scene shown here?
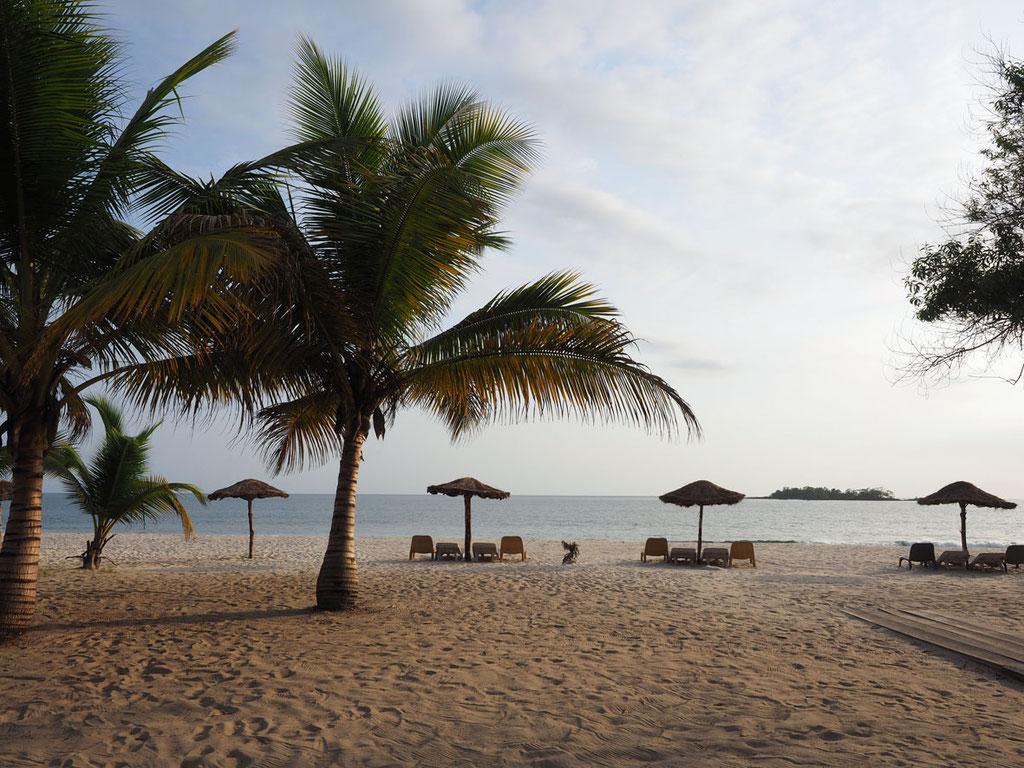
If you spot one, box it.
[37,532,1020,566]
[39,533,920,572]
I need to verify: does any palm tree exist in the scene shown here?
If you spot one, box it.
[46,396,204,569]
[213,41,702,610]
[0,1,281,636]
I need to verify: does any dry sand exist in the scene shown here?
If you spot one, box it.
[0,533,1022,767]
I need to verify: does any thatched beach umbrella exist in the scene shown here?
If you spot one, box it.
[659,480,745,559]
[917,481,1016,554]
[209,479,289,559]
[427,477,509,562]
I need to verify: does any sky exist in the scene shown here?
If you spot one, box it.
[80,0,1024,498]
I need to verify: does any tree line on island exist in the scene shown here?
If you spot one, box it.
[764,487,897,501]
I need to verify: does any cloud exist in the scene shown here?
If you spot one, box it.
[99,0,1024,497]
[638,338,733,374]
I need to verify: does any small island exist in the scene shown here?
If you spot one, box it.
[765,486,896,501]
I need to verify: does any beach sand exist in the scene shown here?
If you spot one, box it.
[1,534,1022,766]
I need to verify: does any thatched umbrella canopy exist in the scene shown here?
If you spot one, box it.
[917,481,1016,554]
[0,479,10,539]
[209,479,289,559]
[659,480,745,559]
[427,477,509,562]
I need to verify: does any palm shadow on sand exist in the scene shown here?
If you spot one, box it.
[26,606,317,634]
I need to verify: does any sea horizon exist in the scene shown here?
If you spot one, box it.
[17,492,1023,548]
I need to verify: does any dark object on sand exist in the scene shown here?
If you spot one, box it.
[209,479,289,559]
[1006,545,1024,570]
[562,540,579,564]
[898,542,936,570]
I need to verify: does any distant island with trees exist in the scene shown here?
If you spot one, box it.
[763,486,897,501]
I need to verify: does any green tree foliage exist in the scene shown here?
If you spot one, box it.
[906,54,1024,382]
[45,396,205,569]
[0,1,280,636]
[767,486,896,501]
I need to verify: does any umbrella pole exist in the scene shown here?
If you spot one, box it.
[959,501,968,555]
[464,494,472,562]
[248,499,255,560]
[697,505,704,562]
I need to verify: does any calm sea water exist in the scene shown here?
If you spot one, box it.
[5,494,1023,547]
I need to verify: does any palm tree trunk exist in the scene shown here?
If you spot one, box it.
[0,414,46,637]
[82,539,102,570]
[248,499,255,559]
[316,430,365,610]
[463,494,472,562]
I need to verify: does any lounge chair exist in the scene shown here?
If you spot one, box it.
[701,547,730,567]
[435,542,462,560]
[669,547,697,565]
[409,535,436,561]
[1005,545,1024,570]
[898,542,935,570]
[969,552,1006,572]
[936,550,969,570]
[640,537,669,563]
[730,541,756,567]
[499,536,526,561]
[472,542,498,562]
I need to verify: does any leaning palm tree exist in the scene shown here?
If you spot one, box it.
[0,2,283,636]
[204,42,701,610]
[46,396,204,569]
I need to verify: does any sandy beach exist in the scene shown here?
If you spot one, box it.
[0,534,1021,767]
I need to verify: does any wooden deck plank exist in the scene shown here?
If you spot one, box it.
[868,609,1024,668]
[845,608,1024,682]
[882,610,1024,662]
[851,609,1024,668]
[900,609,1024,652]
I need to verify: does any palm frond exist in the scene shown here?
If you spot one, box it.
[434,99,541,206]
[113,477,202,538]
[255,392,343,474]
[53,220,280,336]
[393,82,477,149]
[69,31,237,226]
[83,392,123,434]
[287,37,385,145]
[403,276,700,440]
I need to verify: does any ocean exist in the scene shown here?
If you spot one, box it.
[7,494,1023,548]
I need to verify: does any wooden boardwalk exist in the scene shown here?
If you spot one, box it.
[846,608,1024,682]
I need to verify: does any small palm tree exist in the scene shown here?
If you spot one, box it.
[45,396,205,570]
